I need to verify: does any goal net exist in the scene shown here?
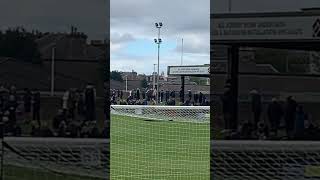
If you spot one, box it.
[211,140,320,180]
[110,105,210,180]
[1,137,109,180]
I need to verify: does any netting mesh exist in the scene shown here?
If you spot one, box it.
[1,137,109,180]
[211,140,320,180]
[110,105,210,180]
[111,105,210,123]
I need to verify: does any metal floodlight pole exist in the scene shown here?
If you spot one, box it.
[125,75,128,92]
[50,46,56,96]
[154,22,162,104]
[153,64,156,90]
[228,0,232,12]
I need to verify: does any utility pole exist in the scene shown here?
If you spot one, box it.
[154,22,163,104]
[153,64,156,90]
[50,46,56,96]
[181,38,184,65]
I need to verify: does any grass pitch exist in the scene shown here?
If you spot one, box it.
[110,114,210,180]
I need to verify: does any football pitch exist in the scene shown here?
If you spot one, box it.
[110,114,210,180]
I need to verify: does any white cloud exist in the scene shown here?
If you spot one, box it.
[111,0,210,74]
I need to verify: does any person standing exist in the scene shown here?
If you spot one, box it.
[188,90,192,101]
[221,86,232,130]
[267,98,283,136]
[250,90,262,130]
[285,96,297,139]
[295,105,307,139]
[6,95,18,133]
[84,84,96,121]
[32,90,41,127]
[23,88,32,115]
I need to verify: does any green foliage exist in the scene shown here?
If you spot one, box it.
[0,27,41,63]
[110,71,123,82]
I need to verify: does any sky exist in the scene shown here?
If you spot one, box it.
[110,0,210,75]
[0,0,108,40]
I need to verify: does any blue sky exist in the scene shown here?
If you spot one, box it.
[110,0,210,75]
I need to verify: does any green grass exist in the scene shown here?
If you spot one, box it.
[3,165,103,180]
[110,114,210,180]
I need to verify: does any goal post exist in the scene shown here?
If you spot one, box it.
[1,137,109,179]
[111,105,210,123]
[211,140,320,180]
[110,105,210,180]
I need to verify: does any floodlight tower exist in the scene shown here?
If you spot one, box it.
[154,22,163,104]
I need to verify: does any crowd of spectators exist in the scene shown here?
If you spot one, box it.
[0,84,108,138]
[221,80,319,140]
[110,88,209,106]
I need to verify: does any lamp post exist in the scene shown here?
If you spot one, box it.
[228,0,232,12]
[153,64,156,90]
[50,46,56,96]
[154,22,163,104]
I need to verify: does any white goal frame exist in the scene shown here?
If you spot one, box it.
[1,137,109,179]
[211,140,320,180]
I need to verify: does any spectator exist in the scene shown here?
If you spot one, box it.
[267,98,283,136]
[58,120,67,137]
[295,105,307,139]
[30,120,39,136]
[23,88,32,114]
[285,96,297,139]
[90,121,100,138]
[165,91,169,103]
[85,84,96,121]
[5,95,18,134]
[52,109,66,130]
[194,93,199,105]
[221,86,232,130]
[32,90,41,127]
[77,93,85,116]
[188,90,192,101]
[67,89,76,119]
[250,90,262,130]
[199,92,203,104]
[80,121,91,138]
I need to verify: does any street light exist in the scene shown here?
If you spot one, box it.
[228,0,232,12]
[51,46,56,96]
[154,22,163,104]
[153,64,157,90]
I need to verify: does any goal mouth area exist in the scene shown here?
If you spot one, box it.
[111,105,210,124]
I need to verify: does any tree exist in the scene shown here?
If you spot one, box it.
[111,71,123,82]
[0,27,41,63]
[141,78,148,88]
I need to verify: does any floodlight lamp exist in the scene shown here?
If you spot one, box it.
[159,22,163,27]
[155,23,158,27]
[159,39,162,43]
[154,39,157,43]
